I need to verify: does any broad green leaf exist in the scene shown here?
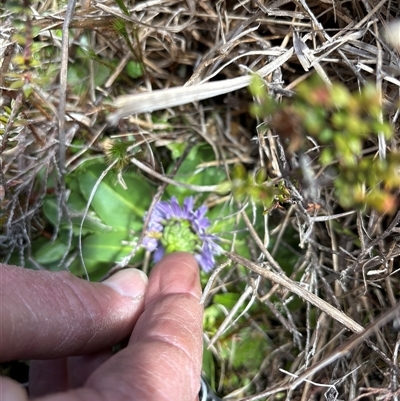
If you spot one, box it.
[66,174,89,211]
[69,259,111,281]
[77,162,153,231]
[207,202,255,259]
[231,330,269,370]
[33,239,69,265]
[166,144,226,201]
[9,79,24,89]
[43,197,112,234]
[213,293,241,309]
[82,231,140,263]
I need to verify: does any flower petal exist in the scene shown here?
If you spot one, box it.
[153,245,165,263]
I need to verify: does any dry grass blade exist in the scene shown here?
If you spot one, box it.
[226,252,363,334]
[107,49,294,123]
[95,1,196,33]
[242,300,400,401]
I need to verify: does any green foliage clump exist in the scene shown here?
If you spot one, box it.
[4,3,57,98]
[249,74,399,213]
[230,164,291,211]
[34,161,154,279]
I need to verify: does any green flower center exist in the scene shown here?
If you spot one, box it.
[161,219,202,254]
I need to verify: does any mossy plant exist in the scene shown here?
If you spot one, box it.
[249,74,399,213]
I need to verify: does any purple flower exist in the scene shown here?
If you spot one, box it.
[142,197,221,272]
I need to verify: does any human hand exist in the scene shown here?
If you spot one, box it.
[0,253,203,401]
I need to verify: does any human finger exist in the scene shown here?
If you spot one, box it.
[85,252,203,401]
[29,351,112,397]
[1,266,148,362]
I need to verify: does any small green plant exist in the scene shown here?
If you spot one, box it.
[11,143,254,278]
[250,75,399,213]
[112,18,145,79]
[4,1,57,98]
[230,164,291,211]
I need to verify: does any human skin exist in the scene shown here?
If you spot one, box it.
[0,252,203,401]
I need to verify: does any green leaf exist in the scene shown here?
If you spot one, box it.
[34,239,69,264]
[248,74,266,98]
[94,62,112,87]
[126,61,143,79]
[203,304,224,331]
[9,79,24,89]
[66,175,89,211]
[77,162,154,231]
[82,232,139,263]
[207,202,257,260]
[22,84,33,98]
[11,33,27,46]
[202,345,217,391]
[166,143,187,160]
[69,259,111,281]
[231,330,270,370]
[320,148,334,165]
[213,293,241,309]
[166,144,226,201]
[43,197,112,234]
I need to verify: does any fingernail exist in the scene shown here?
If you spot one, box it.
[103,268,148,298]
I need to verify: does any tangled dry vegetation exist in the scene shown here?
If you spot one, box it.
[2,0,400,400]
